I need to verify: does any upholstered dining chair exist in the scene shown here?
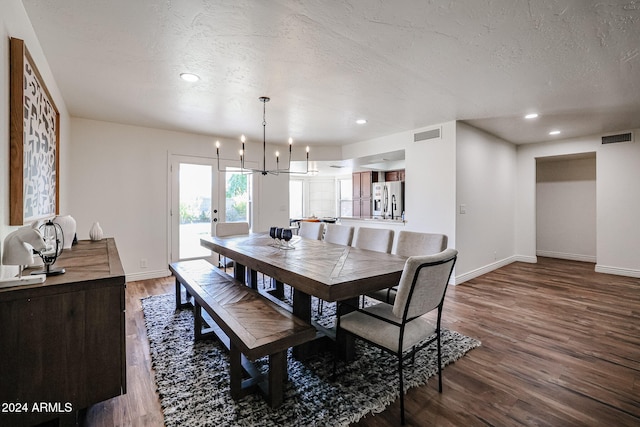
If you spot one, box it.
[352,227,394,253]
[334,249,458,425]
[367,231,448,305]
[298,221,324,240]
[316,223,355,314]
[214,222,250,275]
[215,221,250,238]
[323,223,355,246]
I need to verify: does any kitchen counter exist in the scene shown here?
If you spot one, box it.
[339,216,406,224]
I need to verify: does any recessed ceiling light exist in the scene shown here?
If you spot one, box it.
[525,113,539,119]
[356,119,367,125]
[549,130,561,135]
[180,73,200,82]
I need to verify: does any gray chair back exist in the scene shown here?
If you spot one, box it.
[392,249,457,320]
[298,221,324,240]
[324,224,354,246]
[394,231,448,257]
[215,222,249,237]
[352,227,394,253]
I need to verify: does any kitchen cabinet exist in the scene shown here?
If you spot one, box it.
[352,171,372,217]
[385,170,405,182]
[0,238,126,427]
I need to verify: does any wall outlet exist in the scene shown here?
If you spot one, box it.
[140,258,148,268]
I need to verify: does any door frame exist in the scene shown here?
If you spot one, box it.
[168,154,219,263]
[167,153,257,263]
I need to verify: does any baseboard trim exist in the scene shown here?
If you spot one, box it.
[126,269,171,283]
[536,250,596,263]
[595,264,640,278]
[513,255,537,264]
[454,256,517,285]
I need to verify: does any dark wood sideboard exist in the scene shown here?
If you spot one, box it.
[0,238,126,426]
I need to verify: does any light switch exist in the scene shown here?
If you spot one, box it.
[459,204,467,214]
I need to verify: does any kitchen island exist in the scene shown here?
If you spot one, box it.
[338,216,407,231]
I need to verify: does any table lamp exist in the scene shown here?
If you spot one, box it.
[0,226,47,288]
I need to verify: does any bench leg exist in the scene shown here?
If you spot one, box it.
[229,342,242,400]
[194,301,203,341]
[175,278,192,309]
[267,351,286,408]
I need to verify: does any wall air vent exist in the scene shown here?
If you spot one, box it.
[414,127,441,142]
[601,132,634,144]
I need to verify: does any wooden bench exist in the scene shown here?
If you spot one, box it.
[169,259,316,408]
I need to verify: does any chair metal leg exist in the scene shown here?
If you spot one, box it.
[398,352,405,425]
[437,329,443,392]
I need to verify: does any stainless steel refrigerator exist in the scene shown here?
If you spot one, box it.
[372,181,404,219]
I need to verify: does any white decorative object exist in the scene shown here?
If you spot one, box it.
[53,215,77,249]
[89,222,104,241]
[0,226,47,287]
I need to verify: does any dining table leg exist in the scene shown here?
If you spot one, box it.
[290,290,357,361]
[337,297,358,361]
[247,269,258,290]
[234,263,246,285]
[292,288,313,359]
[272,279,285,299]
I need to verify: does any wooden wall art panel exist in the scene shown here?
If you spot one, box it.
[9,37,60,225]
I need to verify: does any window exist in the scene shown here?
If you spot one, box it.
[338,177,353,217]
[290,180,304,219]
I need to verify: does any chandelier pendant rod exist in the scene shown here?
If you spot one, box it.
[214,96,309,176]
[262,96,268,175]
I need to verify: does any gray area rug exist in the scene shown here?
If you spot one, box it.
[142,292,480,427]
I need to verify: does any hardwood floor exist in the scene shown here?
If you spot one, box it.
[83,258,640,426]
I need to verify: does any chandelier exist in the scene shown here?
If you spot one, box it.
[215,96,309,175]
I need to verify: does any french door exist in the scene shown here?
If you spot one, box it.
[170,156,218,262]
[170,155,253,262]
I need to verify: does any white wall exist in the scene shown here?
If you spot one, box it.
[69,118,289,280]
[596,135,640,276]
[455,122,517,283]
[341,122,458,278]
[1,0,70,278]
[342,122,457,243]
[536,156,596,262]
[517,130,640,277]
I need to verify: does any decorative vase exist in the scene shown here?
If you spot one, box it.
[89,222,104,241]
[54,215,77,249]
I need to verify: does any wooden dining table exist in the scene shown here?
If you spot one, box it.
[200,232,407,358]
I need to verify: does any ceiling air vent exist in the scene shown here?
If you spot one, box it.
[414,127,441,142]
[601,132,634,144]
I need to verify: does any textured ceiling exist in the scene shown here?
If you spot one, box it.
[22,0,640,146]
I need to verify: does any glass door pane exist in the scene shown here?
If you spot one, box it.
[222,169,251,224]
[178,163,213,259]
